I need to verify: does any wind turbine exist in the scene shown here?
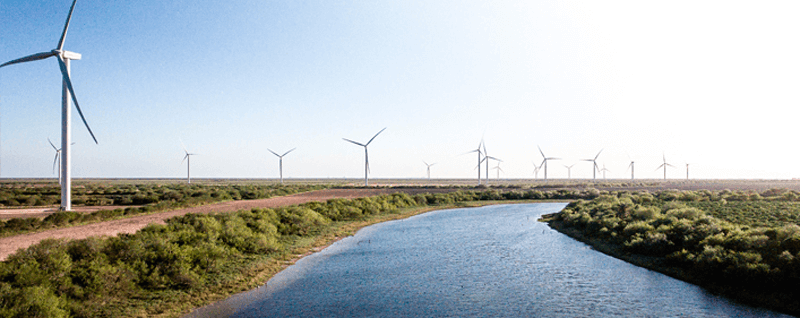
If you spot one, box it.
[533,161,542,179]
[537,146,560,180]
[686,163,690,180]
[492,161,504,179]
[581,149,603,180]
[181,141,197,184]
[464,141,483,185]
[564,164,575,179]
[655,153,675,180]
[423,161,436,179]
[48,138,74,186]
[599,163,610,179]
[48,138,63,185]
[268,148,295,185]
[2,0,98,211]
[626,158,635,181]
[343,127,386,186]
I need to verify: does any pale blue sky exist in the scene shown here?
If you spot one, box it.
[1,0,799,180]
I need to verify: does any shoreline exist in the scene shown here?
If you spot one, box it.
[541,214,800,317]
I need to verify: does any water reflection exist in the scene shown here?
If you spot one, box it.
[187,203,792,317]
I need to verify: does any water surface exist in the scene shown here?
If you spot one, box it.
[189,203,792,317]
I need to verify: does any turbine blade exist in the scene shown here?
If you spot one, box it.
[282,148,296,156]
[537,145,545,158]
[58,0,79,50]
[365,127,386,146]
[182,154,189,163]
[461,149,479,155]
[53,153,59,174]
[343,138,365,147]
[58,57,97,144]
[594,149,604,160]
[423,160,428,166]
[267,148,280,157]
[48,138,58,150]
[0,51,56,68]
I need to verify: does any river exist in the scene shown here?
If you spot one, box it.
[187,203,793,317]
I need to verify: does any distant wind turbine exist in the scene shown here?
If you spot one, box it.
[655,153,675,180]
[48,138,74,186]
[423,161,436,179]
[48,138,63,185]
[343,127,386,186]
[581,149,603,180]
[492,161,504,179]
[480,141,502,181]
[626,158,635,181]
[599,163,610,179]
[2,0,98,211]
[533,161,542,179]
[564,164,575,179]
[686,163,690,180]
[464,141,484,185]
[181,141,197,184]
[537,146,560,180]
[268,148,295,184]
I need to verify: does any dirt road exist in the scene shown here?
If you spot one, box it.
[0,188,455,261]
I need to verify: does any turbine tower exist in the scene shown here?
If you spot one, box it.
[581,149,603,180]
[268,148,295,185]
[423,161,436,179]
[343,127,386,186]
[686,163,690,180]
[537,146,560,180]
[655,153,675,180]
[564,164,575,179]
[181,141,197,184]
[1,0,98,211]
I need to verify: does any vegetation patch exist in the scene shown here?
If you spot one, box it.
[0,183,326,237]
[544,189,800,316]
[0,188,599,317]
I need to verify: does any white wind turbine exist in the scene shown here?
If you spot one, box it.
[181,141,197,184]
[686,163,690,180]
[537,146,560,180]
[423,161,436,179]
[343,127,386,186]
[581,149,603,180]
[481,141,501,181]
[268,148,295,185]
[48,138,63,185]
[464,141,484,185]
[492,161,504,179]
[656,153,675,180]
[2,0,98,211]
[533,161,542,179]
[564,164,575,179]
[626,157,635,181]
[599,163,610,179]
[48,138,74,186]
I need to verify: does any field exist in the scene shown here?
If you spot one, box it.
[2,178,800,317]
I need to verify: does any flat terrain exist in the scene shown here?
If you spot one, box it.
[3,179,800,261]
[0,188,458,261]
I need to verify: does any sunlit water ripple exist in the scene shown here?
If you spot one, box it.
[187,203,793,317]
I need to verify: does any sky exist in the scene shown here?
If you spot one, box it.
[1,0,799,180]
